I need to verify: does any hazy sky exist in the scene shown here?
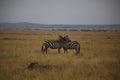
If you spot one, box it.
[0,0,120,24]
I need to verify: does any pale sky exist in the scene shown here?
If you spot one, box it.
[0,0,120,24]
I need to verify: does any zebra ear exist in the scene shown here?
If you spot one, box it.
[65,35,69,38]
[58,35,63,40]
[58,35,63,38]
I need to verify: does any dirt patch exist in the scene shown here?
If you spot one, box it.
[27,62,52,71]
[106,36,111,39]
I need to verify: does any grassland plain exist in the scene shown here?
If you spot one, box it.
[0,30,120,80]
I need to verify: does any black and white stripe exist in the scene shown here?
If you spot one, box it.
[41,35,81,54]
[41,35,71,54]
[63,41,80,54]
[41,40,63,54]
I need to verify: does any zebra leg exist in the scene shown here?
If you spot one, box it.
[42,49,45,54]
[76,47,80,54]
[75,48,78,54]
[41,44,47,54]
[77,45,80,54]
[78,46,80,54]
[43,47,48,54]
[64,48,68,54]
[41,45,45,54]
[45,48,48,54]
[58,48,61,53]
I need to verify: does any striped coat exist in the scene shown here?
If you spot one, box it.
[41,40,64,54]
[63,41,80,54]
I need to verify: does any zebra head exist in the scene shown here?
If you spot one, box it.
[63,35,71,42]
[56,35,64,43]
[57,35,71,43]
[58,35,63,41]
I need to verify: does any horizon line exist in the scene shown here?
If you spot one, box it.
[0,22,120,25]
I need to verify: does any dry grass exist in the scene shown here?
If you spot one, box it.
[0,30,120,80]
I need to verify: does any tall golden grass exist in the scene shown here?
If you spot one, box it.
[0,30,120,80]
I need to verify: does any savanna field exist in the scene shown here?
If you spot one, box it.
[0,30,120,80]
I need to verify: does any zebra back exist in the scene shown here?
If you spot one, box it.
[44,40,63,49]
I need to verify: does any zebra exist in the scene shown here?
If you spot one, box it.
[63,41,80,54]
[41,35,71,54]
